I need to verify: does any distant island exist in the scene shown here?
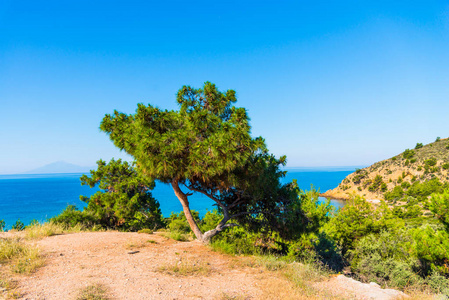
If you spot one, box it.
[322,137,449,201]
[24,161,94,174]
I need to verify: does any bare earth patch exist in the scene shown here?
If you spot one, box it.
[1,231,411,299]
[7,232,296,299]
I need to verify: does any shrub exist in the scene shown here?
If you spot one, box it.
[392,157,397,161]
[12,220,25,231]
[436,137,441,142]
[403,149,415,160]
[410,158,417,164]
[415,143,423,149]
[79,159,164,231]
[352,174,365,184]
[442,163,449,170]
[411,225,449,276]
[424,158,437,167]
[401,182,411,189]
[429,189,449,229]
[368,175,384,192]
[325,196,396,255]
[167,211,200,234]
[0,219,5,232]
[51,205,100,229]
[350,230,421,288]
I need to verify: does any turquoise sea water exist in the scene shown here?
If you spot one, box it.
[0,170,352,229]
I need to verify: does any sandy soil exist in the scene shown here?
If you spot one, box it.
[1,231,408,300]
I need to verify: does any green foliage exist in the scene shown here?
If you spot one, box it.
[424,158,437,167]
[51,205,100,229]
[406,178,448,201]
[411,225,449,276]
[429,189,449,229]
[352,174,365,184]
[391,156,397,161]
[436,137,441,142]
[325,196,397,255]
[415,143,424,149]
[403,149,415,159]
[401,181,411,189]
[167,211,200,234]
[368,175,384,192]
[100,82,300,242]
[12,219,25,231]
[350,230,421,288]
[442,163,449,170]
[410,158,417,164]
[0,219,4,232]
[79,159,164,231]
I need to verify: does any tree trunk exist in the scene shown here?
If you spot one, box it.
[171,180,204,241]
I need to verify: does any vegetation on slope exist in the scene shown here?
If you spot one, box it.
[323,137,449,201]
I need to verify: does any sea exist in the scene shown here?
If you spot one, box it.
[0,169,354,230]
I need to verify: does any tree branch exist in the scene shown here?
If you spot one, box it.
[185,184,227,211]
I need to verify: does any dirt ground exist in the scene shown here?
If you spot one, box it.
[1,231,408,300]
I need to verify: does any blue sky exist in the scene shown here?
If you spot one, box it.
[1,1,448,174]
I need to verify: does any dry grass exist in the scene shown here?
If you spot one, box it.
[75,283,111,300]
[0,237,45,299]
[0,237,44,274]
[162,230,192,242]
[124,240,151,250]
[227,255,338,299]
[156,257,213,276]
[23,222,64,239]
[0,272,21,299]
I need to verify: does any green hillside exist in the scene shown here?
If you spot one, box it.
[322,137,449,202]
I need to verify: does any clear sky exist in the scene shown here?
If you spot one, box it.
[1,1,448,174]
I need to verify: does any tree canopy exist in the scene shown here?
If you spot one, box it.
[79,159,164,231]
[101,82,301,242]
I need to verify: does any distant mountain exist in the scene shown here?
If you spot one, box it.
[322,138,449,201]
[25,161,93,174]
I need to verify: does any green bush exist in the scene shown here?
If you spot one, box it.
[411,225,449,276]
[325,196,397,255]
[429,189,449,229]
[350,230,421,288]
[415,143,424,149]
[167,210,200,234]
[425,158,437,167]
[403,149,415,160]
[401,182,411,189]
[352,174,365,184]
[51,205,100,229]
[79,159,164,231]
[442,163,449,170]
[0,219,5,232]
[368,175,384,192]
[12,219,25,231]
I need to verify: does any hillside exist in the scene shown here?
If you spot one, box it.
[322,137,449,201]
